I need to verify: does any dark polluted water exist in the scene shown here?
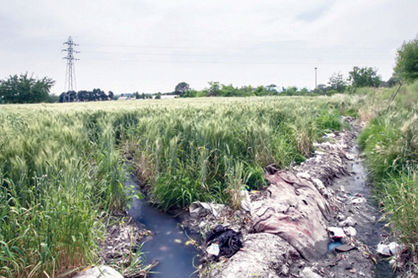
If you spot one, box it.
[125,175,199,278]
[341,145,396,278]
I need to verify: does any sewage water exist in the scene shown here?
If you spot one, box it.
[125,174,198,278]
[337,145,396,278]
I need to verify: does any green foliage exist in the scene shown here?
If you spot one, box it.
[174,82,190,96]
[0,109,128,277]
[316,109,342,134]
[244,164,267,190]
[358,81,418,247]
[0,95,358,276]
[348,66,382,88]
[0,73,54,104]
[60,88,112,102]
[394,36,418,82]
[328,72,347,92]
[179,82,316,97]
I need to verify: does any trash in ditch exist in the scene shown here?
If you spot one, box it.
[343,226,357,237]
[190,202,227,218]
[327,227,345,239]
[206,243,220,256]
[339,216,356,227]
[328,240,343,252]
[335,244,356,252]
[205,225,243,259]
[377,242,401,257]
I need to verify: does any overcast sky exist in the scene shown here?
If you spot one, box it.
[1,0,417,94]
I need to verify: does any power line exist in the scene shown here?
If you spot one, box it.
[62,36,79,92]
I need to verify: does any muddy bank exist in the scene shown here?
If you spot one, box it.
[183,118,401,277]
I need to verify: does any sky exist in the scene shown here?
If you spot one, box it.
[0,0,417,94]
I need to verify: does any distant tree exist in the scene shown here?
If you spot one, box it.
[254,86,268,96]
[108,91,114,100]
[0,73,54,104]
[155,92,161,99]
[265,84,278,95]
[220,84,237,96]
[174,82,190,96]
[394,37,418,82]
[328,72,346,92]
[59,92,66,102]
[348,66,381,88]
[316,84,328,95]
[207,82,221,96]
[77,90,89,101]
[299,88,309,95]
[284,86,298,95]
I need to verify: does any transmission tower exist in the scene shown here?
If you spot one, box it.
[62,36,79,92]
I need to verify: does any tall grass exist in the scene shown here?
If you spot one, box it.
[0,95,358,277]
[0,111,126,277]
[358,81,418,248]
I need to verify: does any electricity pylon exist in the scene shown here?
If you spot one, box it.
[62,36,79,92]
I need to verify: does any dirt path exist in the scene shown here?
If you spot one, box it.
[186,118,398,278]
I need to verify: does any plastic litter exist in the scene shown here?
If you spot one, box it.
[377,242,401,257]
[206,243,220,256]
[189,202,226,218]
[206,225,243,258]
[377,243,391,256]
[240,190,251,212]
[388,242,400,256]
[328,240,343,252]
[339,216,357,227]
[327,227,345,239]
[343,226,357,237]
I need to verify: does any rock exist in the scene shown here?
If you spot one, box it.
[301,267,323,278]
[327,227,345,239]
[74,266,123,278]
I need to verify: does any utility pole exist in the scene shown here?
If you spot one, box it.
[62,36,79,93]
[314,67,318,89]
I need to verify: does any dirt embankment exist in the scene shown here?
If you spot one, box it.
[185,118,403,278]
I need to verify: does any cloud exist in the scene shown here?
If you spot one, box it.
[0,0,417,93]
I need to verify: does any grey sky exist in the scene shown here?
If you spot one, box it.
[1,0,417,94]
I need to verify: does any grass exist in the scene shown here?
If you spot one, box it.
[0,95,358,277]
[357,81,418,250]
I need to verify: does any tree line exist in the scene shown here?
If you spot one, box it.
[1,36,416,104]
[58,89,114,102]
[174,65,401,98]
